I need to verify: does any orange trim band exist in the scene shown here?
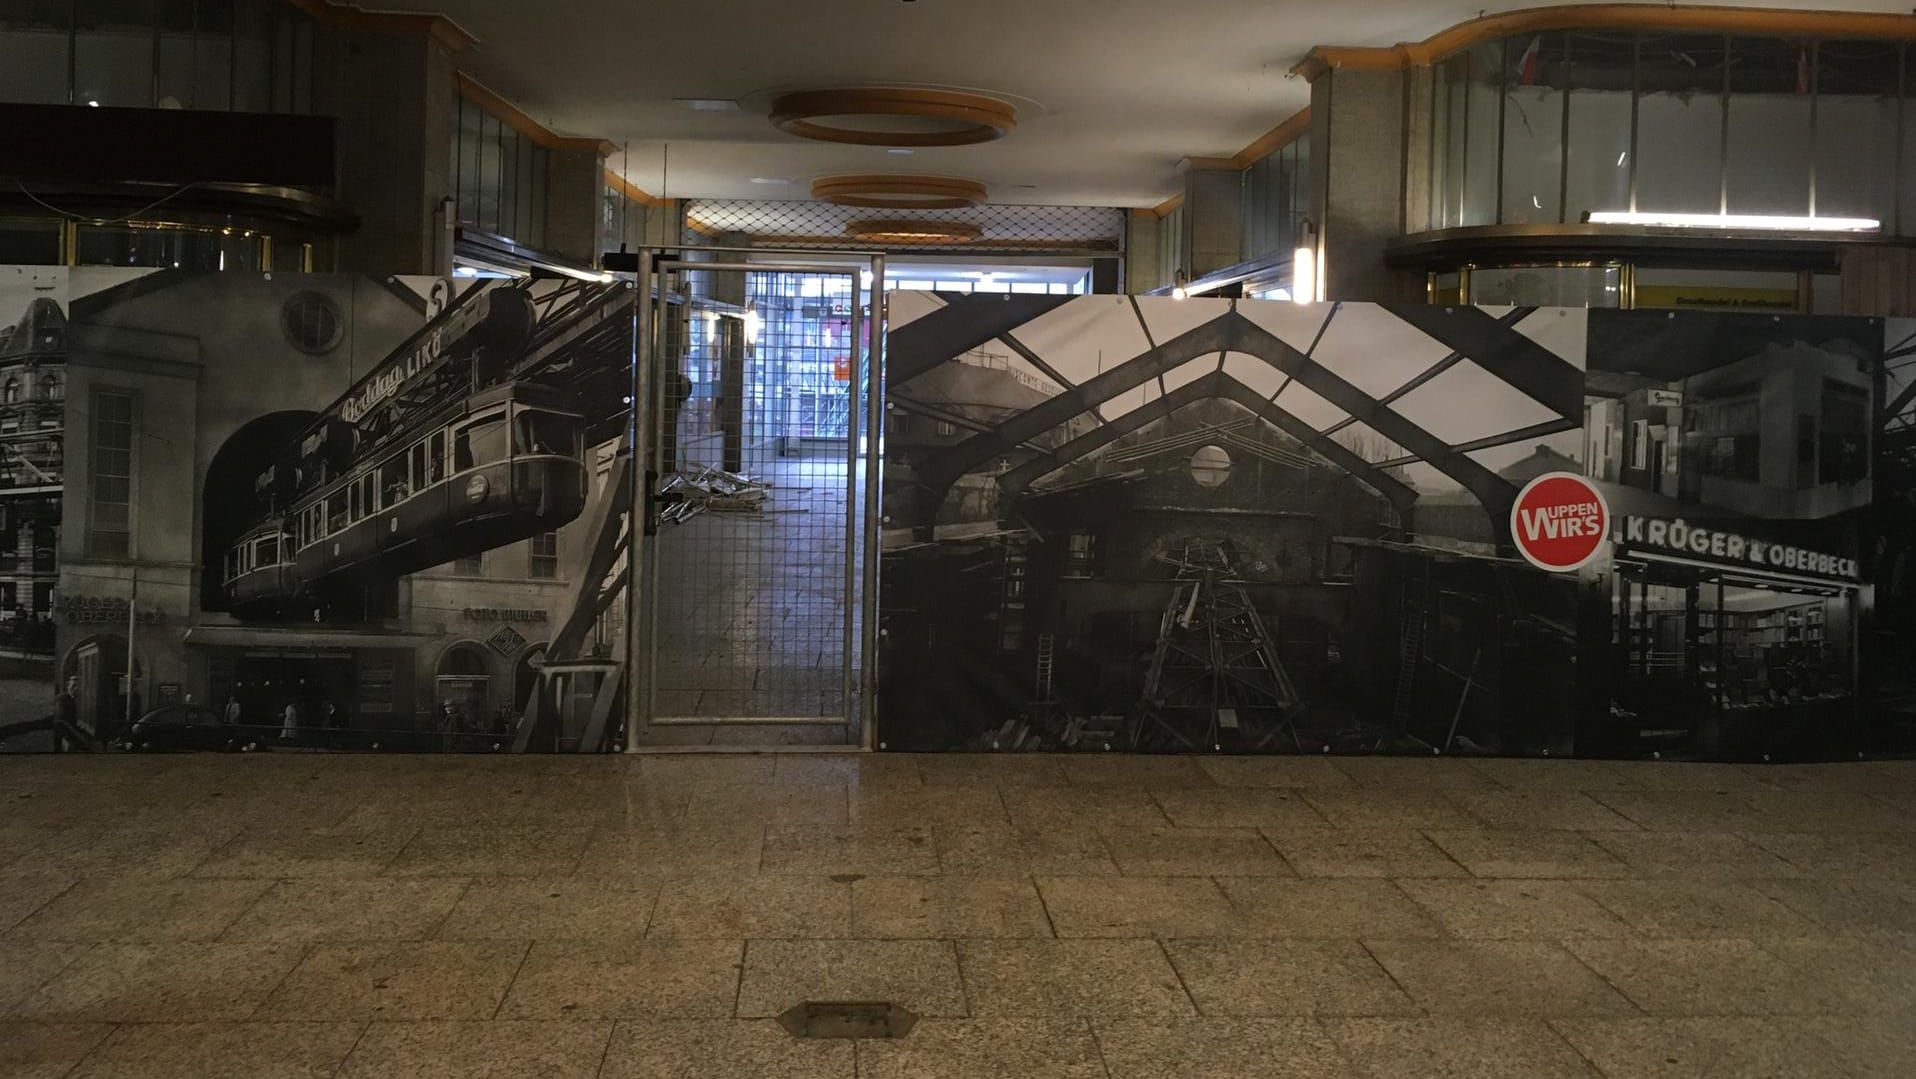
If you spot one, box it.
[1146,193,1185,219]
[1292,3,1916,80]
[456,73,617,156]
[1234,108,1312,168]
[285,0,475,52]
[604,170,670,209]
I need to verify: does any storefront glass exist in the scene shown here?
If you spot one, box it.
[1500,33,1566,225]
[1468,264,1620,307]
[451,91,550,249]
[2,0,317,112]
[1815,40,1902,222]
[1562,30,1634,225]
[1240,137,1310,260]
[1428,31,1915,234]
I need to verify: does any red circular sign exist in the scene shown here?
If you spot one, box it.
[1509,472,1610,572]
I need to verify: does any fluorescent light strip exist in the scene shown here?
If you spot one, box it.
[1588,211,1880,233]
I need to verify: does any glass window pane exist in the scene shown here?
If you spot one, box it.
[1462,40,1503,226]
[479,111,502,233]
[74,0,153,108]
[155,0,195,108]
[1468,265,1620,307]
[1430,53,1468,227]
[233,0,271,112]
[516,132,535,245]
[1562,29,1634,222]
[271,3,292,111]
[456,96,480,226]
[1905,47,1916,235]
[1636,33,1726,214]
[499,128,517,239]
[1502,33,1566,224]
[291,13,311,113]
[0,219,61,264]
[529,148,547,247]
[1725,36,1810,217]
[1815,40,1900,224]
[0,2,71,105]
[78,226,225,269]
[187,0,233,111]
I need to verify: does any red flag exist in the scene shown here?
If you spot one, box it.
[1517,36,1543,86]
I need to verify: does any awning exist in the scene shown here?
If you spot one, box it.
[182,626,435,650]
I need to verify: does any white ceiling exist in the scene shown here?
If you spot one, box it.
[377,0,1914,207]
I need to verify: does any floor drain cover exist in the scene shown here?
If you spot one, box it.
[777,1001,917,1039]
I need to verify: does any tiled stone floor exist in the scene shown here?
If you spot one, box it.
[1,752,1913,1077]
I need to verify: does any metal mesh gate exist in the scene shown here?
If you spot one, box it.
[682,199,1125,257]
[631,250,882,746]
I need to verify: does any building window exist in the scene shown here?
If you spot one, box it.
[454,553,482,575]
[528,531,558,579]
[282,292,342,354]
[1689,389,1761,482]
[1820,380,1869,484]
[451,90,550,248]
[2,378,17,403]
[88,389,134,558]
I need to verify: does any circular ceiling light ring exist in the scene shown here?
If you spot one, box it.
[845,219,985,244]
[812,174,987,209]
[770,88,1017,147]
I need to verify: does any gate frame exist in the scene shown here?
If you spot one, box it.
[628,246,885,752]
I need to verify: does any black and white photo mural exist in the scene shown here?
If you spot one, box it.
[0,268,635,755]
[1867,316,1916,756]
[878,294,1895,760]
[878,294,1591,756]
[1581,310,1879,761]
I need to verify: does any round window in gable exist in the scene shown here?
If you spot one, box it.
[282,291,343,354]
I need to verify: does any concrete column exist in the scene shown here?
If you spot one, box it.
[608,197,681,253]
[330,31,457,276]
[708,231,749,473]
[1125,210,1163,294]
[1181,164,1242,278]
[543,147,609,266]
[1309,66,1419,302]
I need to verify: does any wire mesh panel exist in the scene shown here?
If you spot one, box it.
[683,199,1124,257]
[636,257,876,744]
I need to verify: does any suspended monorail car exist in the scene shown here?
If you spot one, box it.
[223,382,587,612]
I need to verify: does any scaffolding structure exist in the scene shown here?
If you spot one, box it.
[1134,538,1302,751]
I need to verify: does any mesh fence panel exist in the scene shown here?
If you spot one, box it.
[682,199,1125,256]
[643,262,870,739]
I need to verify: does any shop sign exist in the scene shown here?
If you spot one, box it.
[337,287,503,424]
[1633,286,1799,312]
[1510,472,1610,573]
[487,624,527,658]
[833,356,851,382]
[1619,516,1859,581]
[461,607,549,623]
[1645,388,1684,408]
[59,595,164,625]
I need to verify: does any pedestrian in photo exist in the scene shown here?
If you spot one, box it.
[280,700,298,741]
[223,696,242,725]
[55,680,76,731]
